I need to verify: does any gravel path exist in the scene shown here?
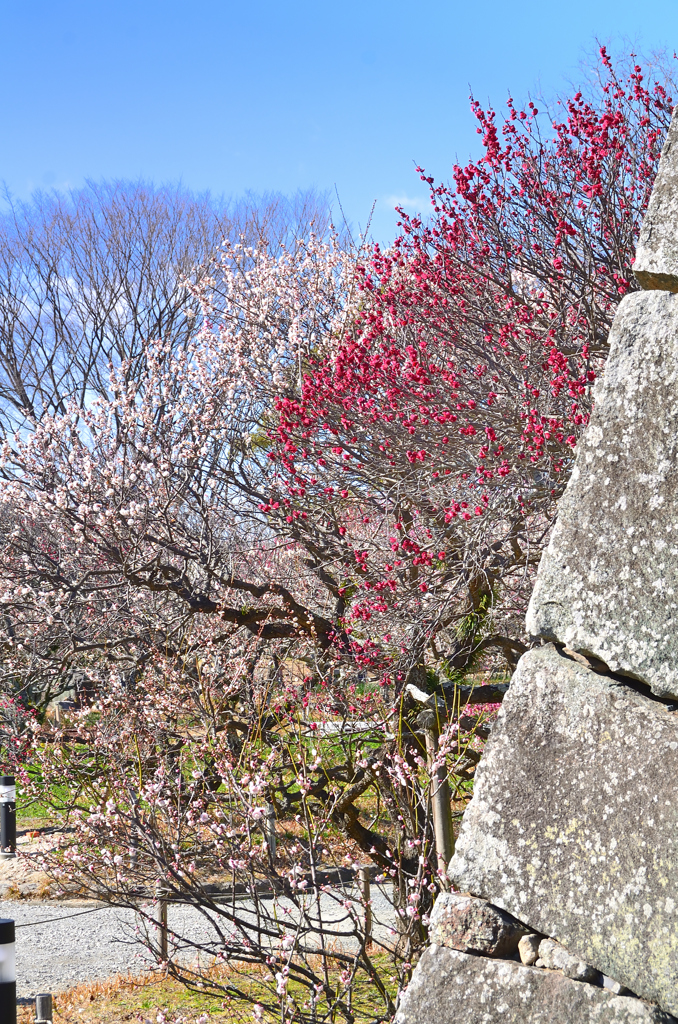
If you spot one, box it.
[9,902,146,998]
[3,889,397,998]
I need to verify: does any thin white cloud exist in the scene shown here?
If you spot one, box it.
[382,194,428,211]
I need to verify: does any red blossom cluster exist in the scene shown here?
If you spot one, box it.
[260,48,674,678]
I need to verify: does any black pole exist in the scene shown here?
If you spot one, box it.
[0,919,15,1024]
[0,778,15,859]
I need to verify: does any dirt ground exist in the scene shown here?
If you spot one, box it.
[0,823,59,900]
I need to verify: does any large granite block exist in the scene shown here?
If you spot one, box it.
[526,290,678,699]
[634,107,678,291]
[395,946,677,1023]
[448,645,678,1016]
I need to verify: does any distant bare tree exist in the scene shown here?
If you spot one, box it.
[0,181,337,431]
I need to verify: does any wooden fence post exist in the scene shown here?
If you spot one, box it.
[358,865,372,948]
[154,883,168,961]
[35,993,53,1022]
[265,802,276,862]
[421,711,454,883]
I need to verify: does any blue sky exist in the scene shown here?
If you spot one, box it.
[1,0,678,242]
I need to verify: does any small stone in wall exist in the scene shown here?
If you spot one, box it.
[604,977,633,997]
[518,933,541,966]
[428,892,530,958]
[537,938,600,983]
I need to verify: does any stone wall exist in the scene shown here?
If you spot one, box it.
[396,106,678,1023]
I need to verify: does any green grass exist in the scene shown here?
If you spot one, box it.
[17,955,400,1023]
[17,775,70,825]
